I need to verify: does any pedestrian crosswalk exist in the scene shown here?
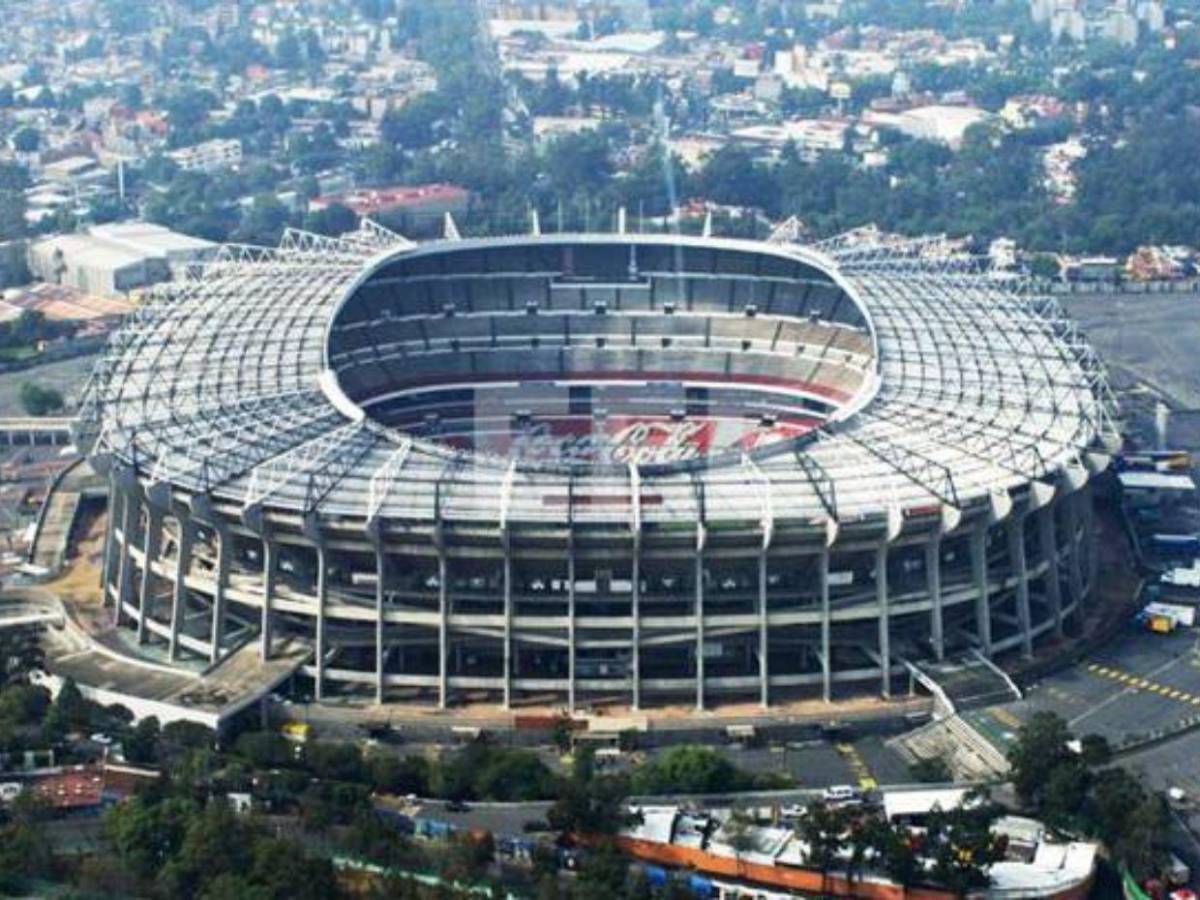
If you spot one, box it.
[835,743,877,790]
[1085,662,1200,706]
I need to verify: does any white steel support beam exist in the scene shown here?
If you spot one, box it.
[366,438,413,530]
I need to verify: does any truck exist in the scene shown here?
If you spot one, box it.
[1148,614,1176,634]
[1144,602,1196,629]
[1164,563,1200,589]
[1152,535,1200,557]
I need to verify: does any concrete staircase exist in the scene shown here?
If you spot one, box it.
[31,489,81,571]
[888,713,1011,781]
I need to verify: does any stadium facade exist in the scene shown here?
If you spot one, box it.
[78,222,1119,710]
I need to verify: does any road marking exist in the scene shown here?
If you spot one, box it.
[990,707,1022,729]
[835,743,877,790]
[1082,663,1194,707]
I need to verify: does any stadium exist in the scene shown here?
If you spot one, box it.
[77,221,1119,712]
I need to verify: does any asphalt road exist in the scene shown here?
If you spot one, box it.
[962,626,1200,756]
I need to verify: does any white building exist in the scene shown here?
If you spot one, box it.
[28,223,215,297]
[864,105,992,150]
[166,138,243,173]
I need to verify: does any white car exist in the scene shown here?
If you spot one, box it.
[822,785,861,806]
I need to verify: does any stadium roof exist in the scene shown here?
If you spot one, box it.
[79,221,1118,535]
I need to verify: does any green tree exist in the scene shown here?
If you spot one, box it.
[1007,711,1075,808]
[304,202,359,237]
[0,794,51,893]
[1114,795,1170,883]
[909,756,952,783]
[629,745,748,795]
[19,382,63,416]
[724,806,755,876]
[234,193,291,246]
[123,715,161,765]
[11,127,38,153]
[233,730,293,769]
[274,30,304,70]
[926,800,1004,898]
[798,802,848,898]
[104,794,196,882]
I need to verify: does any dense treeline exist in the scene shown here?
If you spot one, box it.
[1007,712,1170,884]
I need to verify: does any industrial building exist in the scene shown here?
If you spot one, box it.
[28,223,216,297]
[77,222,1118,712]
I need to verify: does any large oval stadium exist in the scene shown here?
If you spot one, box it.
[78,221,1118,711]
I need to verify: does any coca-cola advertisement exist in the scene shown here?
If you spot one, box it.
[444,415,818,465]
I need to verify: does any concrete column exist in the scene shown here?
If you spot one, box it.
[209,528,230,665]
[819,549,831,703]
[1009,513,1033,660]
[169,517,193,660]
[1081,490,1097,588]
[1065,495,1084,614]
[1039,504,1064,640]
[926,537,944,661]
[502,545,513,709]
[758,549,768,709]
[631,543,641,710]
[314,542,327,701]
[375,544,385,705]
[970,521,993,655]
[114,490,135,625]
[437,547,448,709]
[695,547,705,712]
[137,506,163,644]
[567,539,576,712]
[261,537,277,661]
[877,542,890,699]
[100,478,120,599]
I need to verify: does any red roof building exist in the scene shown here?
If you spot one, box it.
[310,183,469,221]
